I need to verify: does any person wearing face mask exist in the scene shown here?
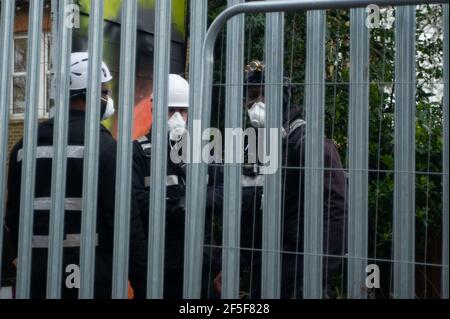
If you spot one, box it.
[5,52,148,298]
[131,74,223,298]
[239,60,348,299]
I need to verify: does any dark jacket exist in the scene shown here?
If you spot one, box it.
[5,110,148,299]
[280,112,348,298]
[240,110,348,298]
[131,133,223,298]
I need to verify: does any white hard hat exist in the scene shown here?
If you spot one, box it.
[70,52,112,90]
[167,74,189,108]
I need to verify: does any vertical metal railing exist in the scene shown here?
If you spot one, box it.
[46,0,73,299]
[347,7,369,299]
[442,2,449,300]
[112,0,138,299]
[0,0,16,289]
[303,10,326,299]
[79,0,104,299]
[183,0,208,299]
[393,5,416,299]
[15,0,44,299]
[222,0,245,299]
[261,8,284,299]
[147,0,171,299]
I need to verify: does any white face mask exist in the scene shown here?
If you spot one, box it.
[168,111,186,141]
[101,96,115,120]
[247,101,266,128]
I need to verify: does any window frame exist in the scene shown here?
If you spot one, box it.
[10,32,51,120]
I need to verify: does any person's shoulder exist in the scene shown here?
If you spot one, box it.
[38,118,54,129]
[323,138,338,152]
[98,125,117,156]
[99,124,116,142]
[9,139,24,160]
[323,138,344,164]
[134,133,151,144]
[286,117,306,147]
[133,133,152,157]
[99,123,114,137]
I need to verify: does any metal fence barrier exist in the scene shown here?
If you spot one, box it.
[0,0,448,299]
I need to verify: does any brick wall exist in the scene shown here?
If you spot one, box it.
[7,120,48,158]
[7,121,24,158]
[14,5,51,33]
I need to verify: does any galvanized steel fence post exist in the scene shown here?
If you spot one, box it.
[347,7,369,299]
[222,0,245,299]
[46,0,73,299]
[112,0,138,299]
[303,10,326,299]
[0,0,16,289]
[442,2,449,300]
[393,5,416,299]
[184,0,208,299]
[147,0,171,299]
[15,0,44,299]
[261,8,284,299]
[79,0,104,299]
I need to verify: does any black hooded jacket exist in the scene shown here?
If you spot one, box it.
[240,105,348,298]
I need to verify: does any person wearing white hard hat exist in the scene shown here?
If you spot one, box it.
[67,52,115,120]
[131,74,223,298]
[5,52,148,299]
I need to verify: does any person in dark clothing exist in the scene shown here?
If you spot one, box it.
[240,60,348,298]
[5,52,148,299]
[132,74,223,299]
